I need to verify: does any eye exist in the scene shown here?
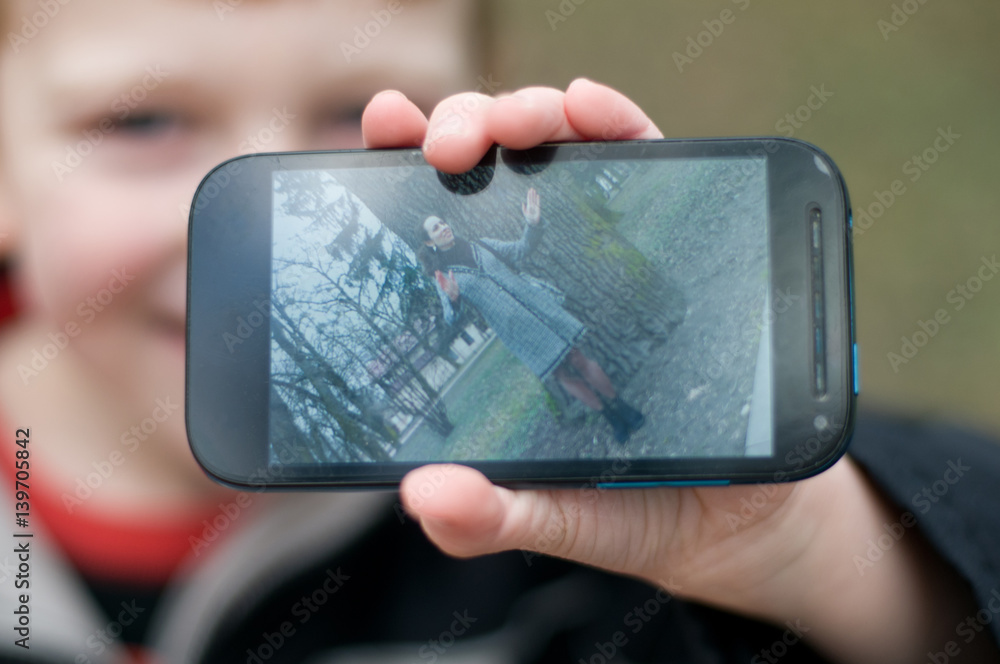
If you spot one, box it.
[76,106,199,174]
[111,111,183,136]
[323,105,365,127]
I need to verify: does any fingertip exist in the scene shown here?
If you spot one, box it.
[400,464,509,557]
[422,133,495,174]
[564,78,663,141]
[422,93,494,173]
[361,90,428,149]
[401,464,496,521]
[372,89,408,101]
[485,94,560,149]
[486,87,584,149]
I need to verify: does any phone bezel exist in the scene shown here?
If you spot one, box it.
[186,138,856,489]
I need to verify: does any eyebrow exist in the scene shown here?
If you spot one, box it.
[39,48,219,120]
[42,57,449,124]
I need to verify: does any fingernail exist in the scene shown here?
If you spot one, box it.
[374,89,408,100]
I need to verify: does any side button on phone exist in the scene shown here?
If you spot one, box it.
[597,481,731,489]
[853,343,860,395]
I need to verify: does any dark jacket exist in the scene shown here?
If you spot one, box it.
[434,222,584,381]
[3,411,999,663]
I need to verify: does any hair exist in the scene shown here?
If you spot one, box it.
[415,216,445,276]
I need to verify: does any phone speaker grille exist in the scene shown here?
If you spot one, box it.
[809,205,827,397]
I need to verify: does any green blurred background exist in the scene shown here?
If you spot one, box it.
[483,0,1000,438]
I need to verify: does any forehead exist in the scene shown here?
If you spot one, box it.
[4,0,473,106]
[424,215,444,229]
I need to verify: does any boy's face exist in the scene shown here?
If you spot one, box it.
[0,0,471,451]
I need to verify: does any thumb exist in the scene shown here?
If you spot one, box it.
[400,464,574,559]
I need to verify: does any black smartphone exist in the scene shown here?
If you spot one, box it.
[186,138,857,489]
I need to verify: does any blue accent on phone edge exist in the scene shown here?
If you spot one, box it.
[597,480,731,489]
[853,343,860,395]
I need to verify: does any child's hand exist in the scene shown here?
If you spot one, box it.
[362,78,662,174]
[362,80,994,664]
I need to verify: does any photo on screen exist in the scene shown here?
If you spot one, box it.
[268,154,771,466]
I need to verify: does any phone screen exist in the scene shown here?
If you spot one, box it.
[266,153,774,468]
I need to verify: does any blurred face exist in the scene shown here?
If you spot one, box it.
[0,0,472,462]
[423,215,455,249]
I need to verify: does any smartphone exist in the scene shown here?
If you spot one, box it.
[186,138,857,489]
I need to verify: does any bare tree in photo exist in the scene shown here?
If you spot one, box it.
[271,170,455,463]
